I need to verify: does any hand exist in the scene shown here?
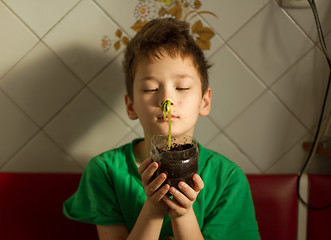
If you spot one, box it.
[162,174,204,219]
[138,158,170,216]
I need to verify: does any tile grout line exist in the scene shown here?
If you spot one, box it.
[41,129,86,171]
[39,0,82,40]
[1,0,40,40]
[0,88,42,171]
[0,40,40,82]
[220,41,316,134]
[0,88,40,130]
[263,132,311,174]
[0,0,81,82]
[86,83,139,134]
[277,0,320,47]
[205,116,264,173]
[220,130,265,173]
[220,88,311,172]
[92,0,133,39]
[0,130,41,171]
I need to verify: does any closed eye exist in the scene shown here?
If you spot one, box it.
[143,89,158,92]
[176,88,190,91]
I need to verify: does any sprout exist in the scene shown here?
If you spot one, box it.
[161,100,172,150]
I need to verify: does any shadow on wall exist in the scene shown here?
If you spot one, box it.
[0,42,137,172]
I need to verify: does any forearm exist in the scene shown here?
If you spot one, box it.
[127,200,165,240]
[171,208,204,240]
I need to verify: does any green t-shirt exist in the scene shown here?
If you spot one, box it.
[63,139,260,240]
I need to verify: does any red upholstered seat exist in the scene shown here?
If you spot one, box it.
[0,173,300,239]
[0,173,98,240]
[247,174,298,240]
[307,175,331,240]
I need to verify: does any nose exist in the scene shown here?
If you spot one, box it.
[158,87,174,107]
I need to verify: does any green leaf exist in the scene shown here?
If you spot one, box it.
[161,100,171,118]
[161,100,172,150]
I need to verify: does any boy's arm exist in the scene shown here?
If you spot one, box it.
[127,199,167,240]
[96,225,129,240]
[163,174,205,240]
[96,201,165,240]
[97,158,171,240]
[96,158,169,240]
[171,208,204,240]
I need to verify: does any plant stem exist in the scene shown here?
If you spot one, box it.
[168,108,171,150]
[161,100,172,150]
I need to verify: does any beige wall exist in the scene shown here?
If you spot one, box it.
[1,0,330,174]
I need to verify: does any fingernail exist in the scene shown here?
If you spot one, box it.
[169,187,176,194]
[179,182,186,189]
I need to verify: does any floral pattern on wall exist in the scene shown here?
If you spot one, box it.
[102,29,129,52]
[132,0,217,50]
[102,0,217,52]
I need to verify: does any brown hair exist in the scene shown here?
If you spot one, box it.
[123,18,211,101]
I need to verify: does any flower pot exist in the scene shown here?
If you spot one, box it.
[150,134,199,191]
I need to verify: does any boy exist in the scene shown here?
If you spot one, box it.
[63,18,260,240]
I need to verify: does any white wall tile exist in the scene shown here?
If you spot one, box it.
[194,116,219,146]
[205,133,261,174]
[44,89,131,167]
[89,53,135,127]
[0,91,39,167]
[267,132,331,174]
[189,0,270,41]
[133,122,144,138]
[43,0,127,83]
[228,1,314,86]
[224,91,308,171]
[271,46,330,130]
[3,0,79,37]
[209,45,266,128]
[114,130,140,149]
[266,134,309,174]
[0,2,38,79]
[0,42,83,126]
[2,131,82,172]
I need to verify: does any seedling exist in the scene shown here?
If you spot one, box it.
[161,100,172,150]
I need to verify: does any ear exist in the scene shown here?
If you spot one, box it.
[125,94,138,120]
[199,88,211,116]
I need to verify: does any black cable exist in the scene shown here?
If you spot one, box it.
[296,0,331,210]
[308,0,331,67]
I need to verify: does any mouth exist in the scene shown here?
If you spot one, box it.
[157,114,178,121]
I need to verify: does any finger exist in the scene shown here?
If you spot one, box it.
[162,193,181,208]
[152,183,170,201]
[192,174,204,192]
[145,173,167,196]
[138,158,152,175]
[178,181,196,202]
[140,161,158,187]
[168,186,191,208]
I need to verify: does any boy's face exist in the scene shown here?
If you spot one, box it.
[125,52,211,141]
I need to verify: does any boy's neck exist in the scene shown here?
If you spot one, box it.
[133,139,150,167]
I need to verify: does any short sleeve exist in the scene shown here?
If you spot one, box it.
[202,168,260,240]
[63,157,125,225]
